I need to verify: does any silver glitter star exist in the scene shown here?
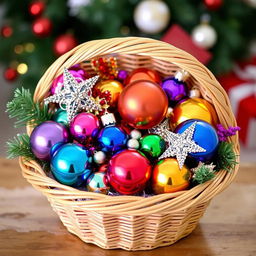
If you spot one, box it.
[148,119,170,141]
[44,68,101,121]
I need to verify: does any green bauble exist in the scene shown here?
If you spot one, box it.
[140,134,166,158]
[53,109,68,126]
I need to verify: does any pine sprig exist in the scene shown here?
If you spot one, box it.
[215,142,238,172]
[192,163,216,184]
[6,88,52,128]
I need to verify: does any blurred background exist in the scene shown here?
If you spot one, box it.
[0,0,255,161]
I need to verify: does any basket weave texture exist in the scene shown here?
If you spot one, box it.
[20,37,239,251]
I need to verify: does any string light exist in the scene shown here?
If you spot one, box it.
[25,43,35,53]
[17,63,28,74]
[14,45,24,54]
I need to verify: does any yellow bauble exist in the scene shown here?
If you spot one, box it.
[152,158,191,194]
[95,80,124,107]
[170,98,218,129]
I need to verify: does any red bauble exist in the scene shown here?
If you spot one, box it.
[53,34,78,56]
[32,17,52,37]
[29,1,45,16]
[1,25,13,38]
[107,149,151,195]
[4,68,18,82]
[203,0,223,10]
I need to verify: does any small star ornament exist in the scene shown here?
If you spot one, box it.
[150,120,206,169]
[44,68,102,122]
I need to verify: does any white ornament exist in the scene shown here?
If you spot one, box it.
[189,88,201,98]
[93,151,106,164]
[134,0,170,34]
[192,24,217,49]
[101,112,116,126]
[130,129,142,140]
[67,0,91,16]
[127,139,140,149]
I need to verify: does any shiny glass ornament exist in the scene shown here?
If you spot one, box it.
[170,98,218,129]
[107,149,151,195]
[97,126,128,152]
[70,113,100,144]
[152,158,191,194]
[51,143,91,186]
[140,134,166,158]
[86,172,109,194]
[53,109,68,126]
[93,151,106,164]
[127,138,140,149]
[175,119,219,162]
[118,80,168,129]
[30,121,69,161]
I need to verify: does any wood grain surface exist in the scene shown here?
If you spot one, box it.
[0,158,255,256]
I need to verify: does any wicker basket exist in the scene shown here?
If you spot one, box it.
[20,37,239,251]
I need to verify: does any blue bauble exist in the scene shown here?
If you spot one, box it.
[53,109,68,126]
[175,119,219,162]
[51,143,92,186]
[97,126,128,153]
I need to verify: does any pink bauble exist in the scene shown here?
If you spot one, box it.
[70,113,100,144]
[50,65,88,95]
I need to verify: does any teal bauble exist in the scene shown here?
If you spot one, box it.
[86,172,109,194]
[53,109,68,126]
[140,134,166,158]
[51,143,91,186]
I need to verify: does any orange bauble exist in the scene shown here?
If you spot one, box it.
[125,68,161,85]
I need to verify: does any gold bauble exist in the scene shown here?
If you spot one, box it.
[95,80,124,107]
[170,98,218,129]
[152,158,191,194]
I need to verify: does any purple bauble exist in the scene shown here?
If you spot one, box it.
[117,70,128,81]
[70,113,100,144]
[30,121,69,161]
[161,77,188,104]
[50,65,88,95]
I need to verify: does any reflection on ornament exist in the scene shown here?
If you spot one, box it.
[152,158,191,194]
[86,172,109,194]
[17,63,28,74]
[93,151,106,164]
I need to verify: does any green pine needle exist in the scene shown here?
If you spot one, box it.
[6,133,35,160]
[215,142,238,172]
[192,164,216,184]
[6,87,52,128]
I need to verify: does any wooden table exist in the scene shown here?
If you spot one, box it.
[0,158,255,256]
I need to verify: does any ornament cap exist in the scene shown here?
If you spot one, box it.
[101,112,116,126]
[174,70,189,82]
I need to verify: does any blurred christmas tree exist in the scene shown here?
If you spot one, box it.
[1,0,256,90]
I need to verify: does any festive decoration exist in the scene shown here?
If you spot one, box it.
[53,34,78,56]
[107,149,151,195]
[127,138,140,149]
[192,162,215,184]
[51,143,91,186]
[170,98,218,129]
[86,172,109,194]
[161,70,188,104]
[97,126,128,153]
[130,130,142,140]
[134,0,170,34]
[3,67,18,81]
[50,142,65,158]
[125,68,161,85]
[1,25,13,38]
[203,0,223,10]
[152,158,191,194]
[100,112,116,126]
[93,151,106,164]
[32,17,52,37]
[29,1,45,16]
[94,80,123,107]
[44,68,101,121]
[118,80,168,129]
[189,87,201,98]
[70,113,100,144]
[216,124,240,141]
[30,121,69,161]
[53,109,68,126]
[140,134,166,158]
[175,119,219,163]
[149,119,170,141]
[117,70,128,81]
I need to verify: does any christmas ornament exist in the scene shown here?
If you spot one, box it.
[50,65,88,95]
[166,107,173,118]
[67,0,91,16]
[130,129,142,140]
[4,67,18,81]
[203,0,223,10]
[93,151,106,164]
[32,17,52,37]
[152,158,191,194]
[99,164,108,173]
[29,1,45,16]
[100,112,117,126]
[97,126,128,153]
[1,25,13,38]
[44,68,101,121]
[170,98,218,129]
[86,172,109,194]
[118,80,168,129]
[17,63,28,75]
[134,0,170,34]
[127,138,140,149]
[51,143,91,186]
[70,113,100,143]
[192,161,215,184]
[189,87,201,98]
[117,70,128,81]
[94,80,124,107]
[216,124,240,141]
[161,70,189,104]
[107,149,151,195]
[175,119,219,162]
[125,68,161,85]
[140,134,166,158]
[50,142,65,158]
[53,34,78,56]
[30,121,69,161]
[53,109,68,126]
